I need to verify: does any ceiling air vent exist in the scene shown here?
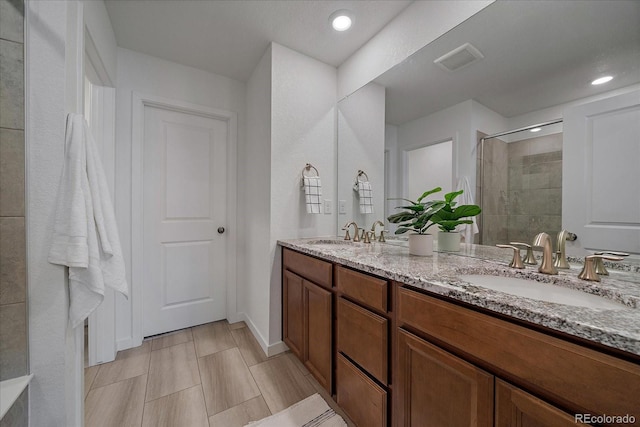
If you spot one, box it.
[434,43,484,72]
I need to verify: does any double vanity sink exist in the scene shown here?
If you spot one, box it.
[286,237,640,355]
[280,237,640,426]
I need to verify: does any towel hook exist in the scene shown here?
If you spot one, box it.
[301,163,320,187]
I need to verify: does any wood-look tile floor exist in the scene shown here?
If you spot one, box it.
[85,320,355,427]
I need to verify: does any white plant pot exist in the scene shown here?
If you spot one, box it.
[408,234,433,256]
[438,231,461,252]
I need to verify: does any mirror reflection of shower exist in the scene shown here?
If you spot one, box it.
[476,120,563,247]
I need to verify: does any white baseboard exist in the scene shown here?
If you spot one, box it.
[236,312,289,358]
[266,340,289,357]
[116,337,135,352]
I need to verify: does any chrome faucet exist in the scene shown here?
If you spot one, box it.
[371,220,386,242]
[342,222,360,242]
[553,230,577,269]
[532,232,558,275]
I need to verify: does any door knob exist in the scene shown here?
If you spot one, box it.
[217,227,225,234]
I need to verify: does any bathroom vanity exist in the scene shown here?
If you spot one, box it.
[279,239,640,427]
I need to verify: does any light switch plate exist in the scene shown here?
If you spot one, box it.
[324,199,332,214]
[339,200,347,214]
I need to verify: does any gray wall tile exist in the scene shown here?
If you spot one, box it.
[0,217,25,305]
[0,0,24,44]
[0,128,24,216]
[0,302,27,380]
[0,39,24,129]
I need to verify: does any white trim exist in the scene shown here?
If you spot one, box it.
[85,32,117,367]
[238,313,288,358]
[65,3,85,426]
[131,92,238,346]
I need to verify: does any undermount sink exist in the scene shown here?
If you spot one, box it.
[460,274,627,310]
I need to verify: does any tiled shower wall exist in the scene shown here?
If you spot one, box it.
[477,134,509,246]
[0,0,28,426]
[477,132,562,248]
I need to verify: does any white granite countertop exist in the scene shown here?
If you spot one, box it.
[278,237,640,357]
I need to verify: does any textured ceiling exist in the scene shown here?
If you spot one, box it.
[105,0,412,82]
[376,0,640,124]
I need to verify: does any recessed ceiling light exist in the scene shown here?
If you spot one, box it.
[530,127,542,133]
[591,75,613,85]
[330,10,353,31]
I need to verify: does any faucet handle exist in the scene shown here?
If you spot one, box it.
[363,231,372,244]
[510,242,537,265]
[497,244,525,269]
[593,251,629,275]
[342,229,351,241]
[578,254,625,282]
[378,230,387,243]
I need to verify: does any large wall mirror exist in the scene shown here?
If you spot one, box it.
[337,0,640,253]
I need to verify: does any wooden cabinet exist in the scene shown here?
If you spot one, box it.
[282,249,333,392]
[303,279,332,391]
[282,246,639,426]
[336,353,387,427]
[495,379,586,427]
[396,286,640,426]
[337,297,388,383]
[283,269,304,358]
[396,329,494,427]
[335,265,391,427]
[336,265,388,312]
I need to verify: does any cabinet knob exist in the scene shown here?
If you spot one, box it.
[217,227,225,234]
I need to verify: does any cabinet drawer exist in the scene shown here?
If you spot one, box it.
[336,265,388,312]
[398,286,640,421]
[336,353,387,427]
[283,248,332,289]
[337,297,388,384]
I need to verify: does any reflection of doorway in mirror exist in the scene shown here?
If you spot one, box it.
[405,140,453,201]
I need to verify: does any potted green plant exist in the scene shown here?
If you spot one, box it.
[431,189,481,251]
[387,187,446,256]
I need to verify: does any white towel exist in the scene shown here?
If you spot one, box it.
[303,176,322,214]
[49,114,128,328]
[455,176,479,243]
[354,180,374,214]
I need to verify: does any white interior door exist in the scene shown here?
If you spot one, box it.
[143,106,227,337]
[563,89,640,253]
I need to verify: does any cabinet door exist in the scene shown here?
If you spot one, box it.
[283,270,304,358]
[304,280,332,392]
[495,379,589,427]
[396,329,494,427]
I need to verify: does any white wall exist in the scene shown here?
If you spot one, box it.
[82,0,117,85]
[268,43,337,348]
[337,0,493,99]
[114,47,246,348]
[407,141,453,201]
[394,99,506,204]
[337,82,386,232]
[397,100,470,195]
[239,45,272,353]
[26,1,86,425]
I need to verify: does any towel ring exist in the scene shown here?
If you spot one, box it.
[301,163,320,186]
[356,170,369,182]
